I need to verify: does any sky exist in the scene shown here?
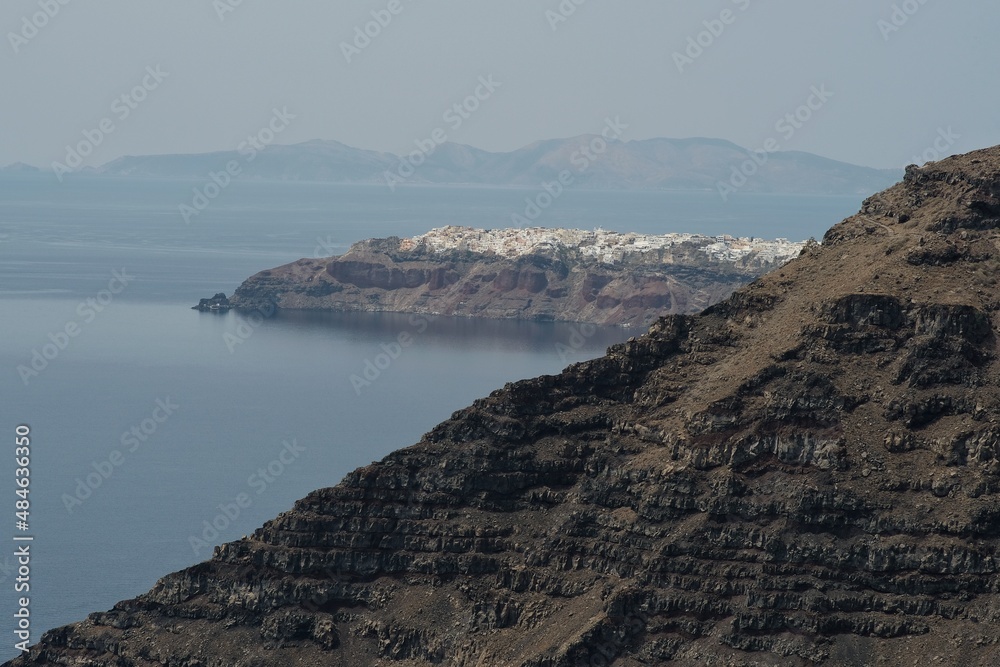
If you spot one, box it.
[1,0,995,170]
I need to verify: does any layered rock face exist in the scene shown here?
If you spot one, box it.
[13,147,1000,666]
[226,228,804,327]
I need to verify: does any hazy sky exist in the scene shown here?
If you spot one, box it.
[2,0,994,169]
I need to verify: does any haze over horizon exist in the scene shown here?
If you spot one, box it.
[3,1,996,172]
[0,134,911,173]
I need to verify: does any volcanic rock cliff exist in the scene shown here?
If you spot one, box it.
[225,227,804,328]
[13,147,1000,666]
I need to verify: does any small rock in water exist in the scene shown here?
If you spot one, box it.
[192,292,232,311]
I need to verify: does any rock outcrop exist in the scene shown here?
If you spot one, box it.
[192,292,232,311]
[224,227,804,327]
[13,147,1000,666]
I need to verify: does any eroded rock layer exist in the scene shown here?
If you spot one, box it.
[226,229,803,327]
[12,148,1000,666]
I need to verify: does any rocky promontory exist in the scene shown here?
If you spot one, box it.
[191,292,232,311]
[16,147,1000,666]
[223,226,805,327]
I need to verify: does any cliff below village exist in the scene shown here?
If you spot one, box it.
[223,226,805,328]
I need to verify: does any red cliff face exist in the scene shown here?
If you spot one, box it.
[325,261,461,291]
[228,234,793,327]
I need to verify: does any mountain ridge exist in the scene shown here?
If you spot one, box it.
[7,136,900,195]
[10,146,1000,666]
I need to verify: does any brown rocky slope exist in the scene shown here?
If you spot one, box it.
[11,146,1000,666]
[224,229,803,328]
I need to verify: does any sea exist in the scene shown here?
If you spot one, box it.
[0,174,864,660]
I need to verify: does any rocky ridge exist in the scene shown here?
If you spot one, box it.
[225,226,805,327]
[12,146,1000,666]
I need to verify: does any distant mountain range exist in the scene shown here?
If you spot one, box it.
[0,162,41,173]
[6,137,901,195]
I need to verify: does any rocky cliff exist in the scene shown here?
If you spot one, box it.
[12,147,1000,666]
[226,227,804,328]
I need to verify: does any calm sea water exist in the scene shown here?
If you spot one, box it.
[0,174,863,660]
